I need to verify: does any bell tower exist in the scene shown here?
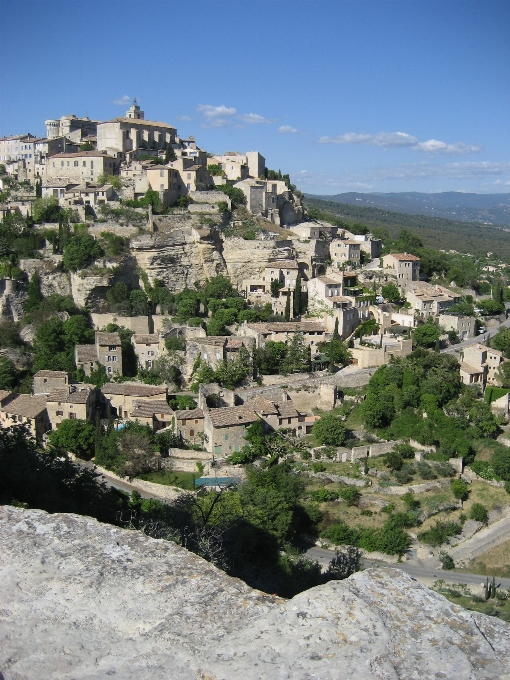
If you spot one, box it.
[126,98,144,120]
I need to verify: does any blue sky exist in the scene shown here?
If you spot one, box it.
[1,0,509,194]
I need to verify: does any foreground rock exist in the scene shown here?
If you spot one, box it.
[1,507,509,679]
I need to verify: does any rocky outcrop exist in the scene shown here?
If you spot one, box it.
[70,256,139,310]
[131,226,226,292]
[1,506,509,680]
[222,236,294,287]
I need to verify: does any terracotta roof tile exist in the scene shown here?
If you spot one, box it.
[174,408,205,420]
[207,406,258,428]
[133,334,160,344]
[96,332,121,346]
[1,395,47,418]
[101,383,167,397]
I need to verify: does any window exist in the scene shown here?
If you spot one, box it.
[224,433,229,441]
[187,173,191,179]
[90,161,94,169]
[56,410,63,416]
[74,161,78,167]
[112,356,117,362]
[69,412,76,419]
[108,345,116,351]
[189,429,194,436]
[160,184,164,191]
[160,170,164,177]
[83,161,86,167]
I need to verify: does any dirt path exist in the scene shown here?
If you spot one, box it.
[450,507,510,563]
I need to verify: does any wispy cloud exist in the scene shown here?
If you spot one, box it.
[238,113,271,125]
[175,115,193,122]
[197,104,273,128]
[319,131,481,155]
[278,125,298,134]
[112,95,132,106]
[360,161,510,181]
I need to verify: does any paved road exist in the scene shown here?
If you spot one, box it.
[450,510,510,563]
[79,460,172,503]
[441,311,510,355]
[306,546,510,590]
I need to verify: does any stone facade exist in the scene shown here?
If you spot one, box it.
[33,370,70,395]
[46,385,96,430]
[203,405,258,454]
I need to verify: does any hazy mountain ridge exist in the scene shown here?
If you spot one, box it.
[305,192,510,226]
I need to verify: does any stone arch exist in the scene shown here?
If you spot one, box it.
[316,264,326,277]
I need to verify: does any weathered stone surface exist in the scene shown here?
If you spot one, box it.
[222,236,294,287]
[1,506,509,680]
[131,226,226,292]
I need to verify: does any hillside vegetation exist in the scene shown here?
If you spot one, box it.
[304,197,510,259]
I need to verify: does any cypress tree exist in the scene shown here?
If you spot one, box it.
[284,293,291,321]
[35,179,42,198]
[293,274,302,317]
[25,272,43,311]
[333,317,340,342]
[164,142,176,163]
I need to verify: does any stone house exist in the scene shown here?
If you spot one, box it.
[75,331,123,377]
[132,333,161,369]
[238,320,326,350]
[46,151,117,184]
[307,275,367,336]
[173,408,205,441]
[186,336,255,373]
[233,179,280,223]
[244,395,312,436]
[203,405,258,455]
[100,383,168,420]
[383,253,420,287]
[330,239,361,266]
[33,370,70,396]
[439,313,476,340]
[64,182,115,210]
[0,395,50,440]
[406,283,460,318]
[42,178,80,203]
[289,223,322,240]
[129,399,173,431]
[349,336,413,369]
[461,343,506,387]
[371,305,416,333]
[46,385,96,430]
[208,152,249,181]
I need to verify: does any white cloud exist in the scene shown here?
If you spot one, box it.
[175,115,193,122]
[238,113,272,125]
[197,104,237,119]
[278,125,298,134]
[202,118,231,129]
[112,95,132,106]
[320,131,418,147]
[319,131,481,155]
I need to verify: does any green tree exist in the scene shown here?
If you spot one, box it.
[35,179,42,198]
[270,279,284,298]
[284,293,291,321]
[33,196,61,223]
[385,451,404,471]
[164,143,176,163]
[312,413,346,446]
[293,274,302,316]
[129,289,148,316]
[450,479,470,501]
[96,173,123,190]
[381,283,401,303]
[63,232,103,271]
[25,271,43,312]
[253,341,287,375]
[48,419,96,459]
[0,357,18,390]
[413,317,442,348]
[491,446,510,481]
[470,503,488,524]
[280,332,310,374]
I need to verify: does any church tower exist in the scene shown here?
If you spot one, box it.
[125,99,144,120]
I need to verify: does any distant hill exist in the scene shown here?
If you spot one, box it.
[303,196,510,259]
[305,192,510,227]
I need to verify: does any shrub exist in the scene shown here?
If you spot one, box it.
[381,503,395,514]
[393,463,414,484]
[402,491,420,510]
[310,488,339,502]
[434,461,456,478]
[470,460,497,480]
[360,509,373,516]
[439,551,455,570]
[338,486,361,506]
[450,479,470,501]
[491,446,510,481]
[385,451,403,471]
[323,521,360,546]
[311,413,346,447]
[469,503,489,524]
[416,461,437,479]
[311,462,326,473]
[393,443,415,459]
[418,520,462,546]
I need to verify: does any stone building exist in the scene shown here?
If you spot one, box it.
[45,115,99,144]
[439,313,476,340]
[64,182,116,211]
[330,239,361,266]
[33,370,70,396]
[46,151,117,184]
[100,383,168,420]
[461,343,506,387]
[75,331,123,377]
[173,408,205,441]
[146,161,213,207]
[203,405,258,455]
[132,334,161,369]
[406,283,460,318]
[349,336,413,369]
[96,103,177,161]
[307,274,371,336]
[383,253,420,287]
[244,395,311,436]
[42,178,80,203]
[129,399,173,431]
[0,394,50,440]
[238,320,326,350]
[46,385,96,430]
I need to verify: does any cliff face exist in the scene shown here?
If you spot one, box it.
[130,227,227,292]
[1,506,509,680]
[222,237,294,287]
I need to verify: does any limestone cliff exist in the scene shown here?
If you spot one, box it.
[131,226,226,292]
[70,256,139,311]
[222,236,294,287]
[1,506,509,680]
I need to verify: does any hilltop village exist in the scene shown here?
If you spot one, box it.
[1,103,510,597]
